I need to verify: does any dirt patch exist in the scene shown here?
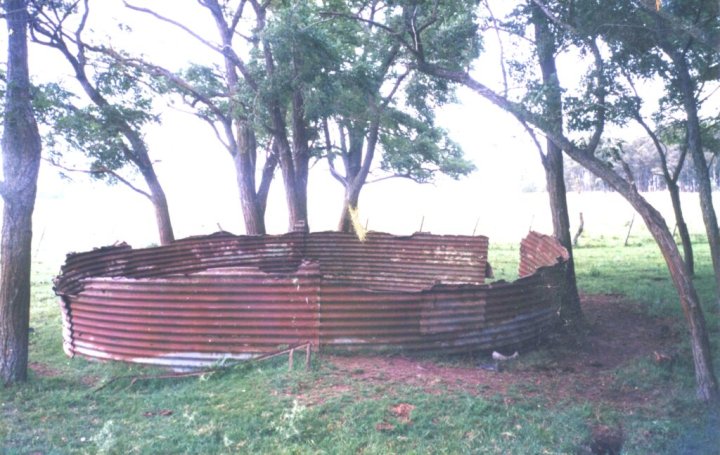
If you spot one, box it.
[29,362,100,387]
[29,362,63,378]
[294,294,678,409]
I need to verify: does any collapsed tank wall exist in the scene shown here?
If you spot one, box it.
[55,231,566,368]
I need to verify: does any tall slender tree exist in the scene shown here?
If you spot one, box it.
[321,1,475,232]
[390,0,717,401]
[611,0,720,305]
[118,2,278,235]
[0,0,42,384]
[30,0,176,244]
[530,1,584,326]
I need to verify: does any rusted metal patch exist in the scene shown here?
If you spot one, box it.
[54,231,567,368]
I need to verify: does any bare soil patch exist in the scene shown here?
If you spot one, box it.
[294,294,678,409]
[30,362,100,386]
[29,362,63,378]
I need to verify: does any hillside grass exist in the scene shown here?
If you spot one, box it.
[1,235,719,454]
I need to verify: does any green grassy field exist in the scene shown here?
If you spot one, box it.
[2,235,719,454]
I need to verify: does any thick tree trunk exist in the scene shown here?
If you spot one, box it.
[338,184,361,233]
[233,126,266,235]
[0,205,34,385]
[275,137,305,232]
[673,52,720,304]
[138,166,175,245]
[268,106,308,233]
[1,0,42,385]
[290,90,310,233]
[668,180,694,275]
[533,3,584,326]
[543,145,584,325]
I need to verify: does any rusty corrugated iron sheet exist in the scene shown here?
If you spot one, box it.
[55,231,567,368]
[519,231,570,277]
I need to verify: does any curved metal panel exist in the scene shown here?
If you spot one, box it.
[55,231,566,368]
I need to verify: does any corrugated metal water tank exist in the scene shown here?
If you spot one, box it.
[55,231,568,368]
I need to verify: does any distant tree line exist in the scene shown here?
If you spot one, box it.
[565,138,720,192]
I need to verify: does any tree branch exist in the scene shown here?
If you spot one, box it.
[530,1,606,154]
[357,107,381,187]
[381,68,409,108]
[365,173,416,184]
[75,0,90,66]
[614,144,636,189]
[104,49,230,124]
[229,0,248,33]
[257,145,277,213]
[323,118,347,186]
[319,10,415,51]
[197,111,232,154]
[124,2,223,55]
[45,158,152,200]
[521,120,549,167]
[483,0,509,97]
[622,67,684,185]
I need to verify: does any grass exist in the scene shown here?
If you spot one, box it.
[1,236,719,454]
[573,234,719,321]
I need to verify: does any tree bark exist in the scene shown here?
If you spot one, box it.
[1,0,42,385]
[671,52,720,304]
[233,124,266,235]
[532,3,584,327]
[668,180,694,275]
[137,164,175,244]
[290,88,311,233]
[338,184,362,233]
[543,144,584,325]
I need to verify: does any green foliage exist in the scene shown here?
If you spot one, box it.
[262,1,343,122]
[396,0,483,71]
[313,1,476,186]
[379,108,474,182]
[2,66,155,184]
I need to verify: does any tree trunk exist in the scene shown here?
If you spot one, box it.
[565,148,718,402]
[338,184,362,233]
[274,137,305,232]
[290,89,310,233]
[120,136,175,245]
[543,145,584,326]
[267,103,308,233]
[138,166,175,245]
[233,125,266,235]
[533,3,584,327]
[1,0,42,385]
[673,52,720,305]
[257,149,278,219]
[635,200,716,401]
[668,180,694,275]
